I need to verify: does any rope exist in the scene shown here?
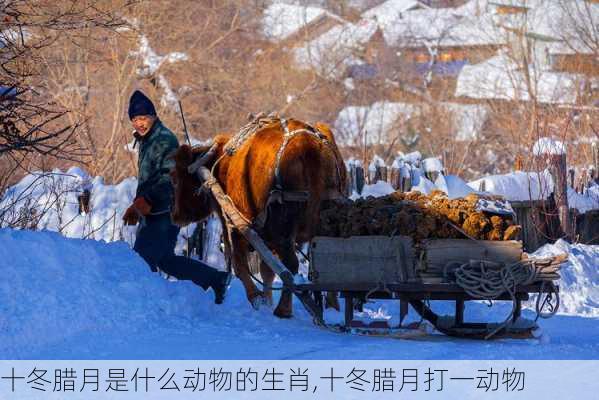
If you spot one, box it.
[454,259,538,300]
[453,259,559,339]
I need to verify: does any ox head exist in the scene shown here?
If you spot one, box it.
[170,143,219,226]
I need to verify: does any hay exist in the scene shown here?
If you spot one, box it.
[318,191,520,241]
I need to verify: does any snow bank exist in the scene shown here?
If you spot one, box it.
[0,168,136,243]
[532,239,599,317]
[0,168,207,256]
[2,227,599,359]
[0,228,216,358]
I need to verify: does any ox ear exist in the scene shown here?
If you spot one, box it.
[314,122,337,145]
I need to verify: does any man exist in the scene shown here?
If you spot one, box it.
[122,90,229,303]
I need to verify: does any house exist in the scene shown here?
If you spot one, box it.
[262,3,344,46]
[454,50,587,105]
[291,0,429,78]
[492,0,598,75]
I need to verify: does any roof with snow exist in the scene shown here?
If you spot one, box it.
[377,6,507,48]
[361,0,430,36]
[262,3,340,42]
[293,18,378,78]
[455,51,586,104]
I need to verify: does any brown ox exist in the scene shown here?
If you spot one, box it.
[170,119,346,318]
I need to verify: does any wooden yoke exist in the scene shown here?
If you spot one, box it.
[196,166,325,325]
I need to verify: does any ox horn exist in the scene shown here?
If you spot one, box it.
[187,143,218,175]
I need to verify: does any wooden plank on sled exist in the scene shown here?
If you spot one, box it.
[310,236,416,285]
[422,239,523,273]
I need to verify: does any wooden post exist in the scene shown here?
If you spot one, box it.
[390,166,401,190]
[589,167,596,189]
[380,165,388,183]
[355,164,365,194]
[400,175,412,192]
[368,167,376,184]
[77,189,91,215]
[369,165,386,184]
[568,168,575,190]
[401,165,412,192]
[479,179,486,192]
[593,142,598,183]
[544,153,573,240]
[348,162,356,194]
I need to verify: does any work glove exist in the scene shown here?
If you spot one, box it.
[122,197,152,225]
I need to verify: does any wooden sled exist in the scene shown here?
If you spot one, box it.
[196,166,563,340]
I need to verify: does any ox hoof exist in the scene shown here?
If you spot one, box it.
[249,294,268,310]
[273,307,293,319]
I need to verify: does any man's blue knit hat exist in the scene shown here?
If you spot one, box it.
[128,90,156,120]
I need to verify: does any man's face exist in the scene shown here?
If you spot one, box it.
[131,115,156,137]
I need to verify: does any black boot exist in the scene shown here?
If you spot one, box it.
[212,271,232,304]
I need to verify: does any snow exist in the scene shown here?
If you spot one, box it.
[401,150,422,165]
[380,7,505,48]
[568,185,599,214]
[468,170,554,201]
[293,19,378,78]
[0,168,136,243]
[335,101,489,146]
[368,154,386,172]
[0,168,205,253]
[262,3,333,41]
[532,239,599,317]
[422,156,443,173]
[335,101,417,146]
[2,226,599,359]
[132,35,188,78]
[456,51,585,104]
[446,174,476,199]
[129,31,188,110]
[469,171,599,213]
[349,180,395,200]
[533,137,566,156]
[361,0,428,45]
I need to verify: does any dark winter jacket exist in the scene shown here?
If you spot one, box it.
[135,119,179,213]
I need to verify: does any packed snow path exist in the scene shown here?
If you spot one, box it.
[1,228,598,359]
